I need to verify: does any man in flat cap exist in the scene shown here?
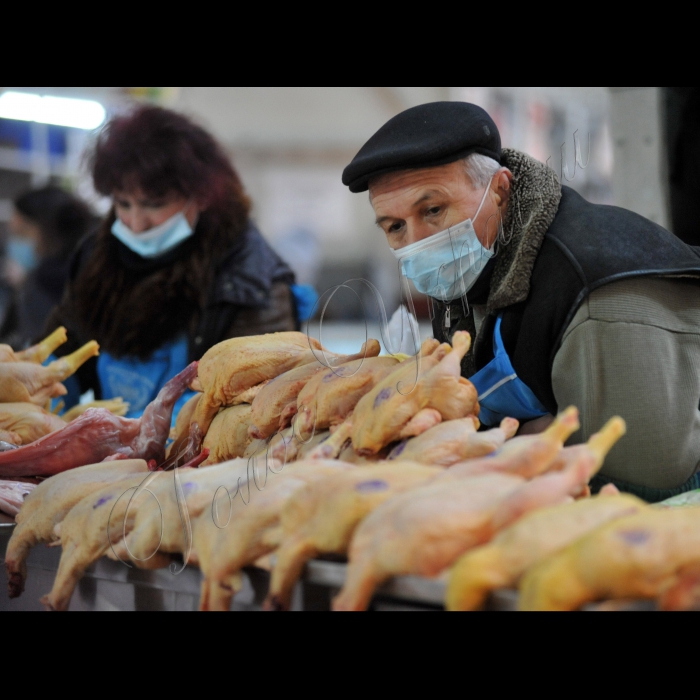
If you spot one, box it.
[343,101,700,503]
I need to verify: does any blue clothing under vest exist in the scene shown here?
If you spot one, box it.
[469,315,549,428]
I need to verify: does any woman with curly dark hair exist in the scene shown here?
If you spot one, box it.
[49,105,300,418]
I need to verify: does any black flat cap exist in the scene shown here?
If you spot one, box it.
[343,101,502,193]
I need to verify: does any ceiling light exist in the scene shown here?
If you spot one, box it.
[0,91,106,130]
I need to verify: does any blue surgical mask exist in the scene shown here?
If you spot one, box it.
[392,182,494,301]
[7,238,39,271]
[111,208,195,259]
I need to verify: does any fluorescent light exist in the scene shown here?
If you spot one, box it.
[0,91,106,130]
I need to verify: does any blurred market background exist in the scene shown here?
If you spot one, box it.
[0,87,692,354]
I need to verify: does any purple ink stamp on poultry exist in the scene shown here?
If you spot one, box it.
[93,496,114,510]
[388,441,408,460]
[620,531,651,546]
[373,388,392,410]
[356,480,390,494]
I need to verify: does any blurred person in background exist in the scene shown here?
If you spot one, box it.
[49,106,300,419]
[1,187,94,347]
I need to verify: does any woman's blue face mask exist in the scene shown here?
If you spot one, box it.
[111,208,195,259]
[392,180,494,301]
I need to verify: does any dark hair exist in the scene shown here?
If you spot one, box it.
[14,186,93,258]
[67,106,252,360]
[89,105,250,223]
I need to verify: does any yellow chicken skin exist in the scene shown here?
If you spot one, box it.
[191,332,335,436]
[0,327,68,365]
[447,493,645,612]
[351,332,479,456]
[167,393,202,459]
[266,462,443,611]
[5,459,149,600]
[111,459,254,569]
[519,507,700,612]
[202,405,254,466]
[42,468,199,611]
[0,341,99,405]
[250,340,381,440]
[294,355,404,441]
[0,400,131,447]
[0,404,66,445]
[333,412,606,612]
[195,459,355,612]
[388,417,519,467]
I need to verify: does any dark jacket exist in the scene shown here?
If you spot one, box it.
[432,151,700,413]
[49,222,297,398]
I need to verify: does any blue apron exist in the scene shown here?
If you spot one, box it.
[97,336,195,424]
[470,316,549,428]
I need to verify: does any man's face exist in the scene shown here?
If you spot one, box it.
[370,161,502,251]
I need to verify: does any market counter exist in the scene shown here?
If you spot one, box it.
[0,518,458,612]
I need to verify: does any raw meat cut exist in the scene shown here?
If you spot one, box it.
[0,363,197,478]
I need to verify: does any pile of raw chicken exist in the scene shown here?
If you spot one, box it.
[4,330,700,612]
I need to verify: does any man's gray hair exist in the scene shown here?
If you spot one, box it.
[463,153,502,189]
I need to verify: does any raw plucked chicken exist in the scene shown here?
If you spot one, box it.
[519,507,700,612]
[249,340,381,440]
[41,468,193,611]
[4,459,149,599]
[333,413,610,612]
[0,341,99,405]
[0,400,131,447]
[195,460,354,612]
[266,463,443,611]
[202,405,254,465]
[191,332,332,436]
[388,417,520,466]
[447,493,645,611]
[167,393,202,459]
[294,356,404,440]
[112,459,254,569]
[351,333,479,456]
[0,480,36,518]
[0,327,68,365]
[0,363,197,479]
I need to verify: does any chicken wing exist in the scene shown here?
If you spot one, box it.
[4,460,149,599]
[266,462,442,611]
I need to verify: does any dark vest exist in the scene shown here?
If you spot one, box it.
[435,187,700,414]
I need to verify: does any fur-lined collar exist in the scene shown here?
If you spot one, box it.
[487,149,562,313]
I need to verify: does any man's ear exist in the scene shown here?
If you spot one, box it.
[495,168,513,208]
